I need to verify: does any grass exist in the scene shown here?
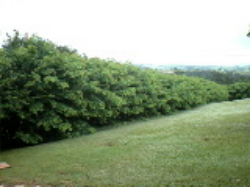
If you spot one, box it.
[0,99,250,187]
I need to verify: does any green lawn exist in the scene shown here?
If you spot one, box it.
[1,99,250,187]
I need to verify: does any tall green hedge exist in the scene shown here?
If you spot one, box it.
[80,58,229,125]
[0,31,230,148]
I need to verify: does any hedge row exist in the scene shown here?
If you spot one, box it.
[228,82,250,100]
[0,32,231,148]
[82,59,229,126]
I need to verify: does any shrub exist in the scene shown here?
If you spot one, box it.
[0,31,230,149]
[0,31,92,148]
[81,59,229,125]
[228,82,250,100]
[157,75,228,111]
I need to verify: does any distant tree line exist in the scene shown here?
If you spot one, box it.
[175,70,250,85]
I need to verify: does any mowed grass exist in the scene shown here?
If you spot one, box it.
[1,99,250,187]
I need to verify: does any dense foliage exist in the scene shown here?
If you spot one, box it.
[228,82,250,100]
[80,59,229,126]
[0,32,93,148]
[0,31,241,149]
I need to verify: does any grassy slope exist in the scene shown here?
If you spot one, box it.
[0,99,250,187]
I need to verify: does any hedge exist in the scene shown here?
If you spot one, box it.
[0,31,230,149]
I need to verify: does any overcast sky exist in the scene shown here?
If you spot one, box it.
[1,0,250,66]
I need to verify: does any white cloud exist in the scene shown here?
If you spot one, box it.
[1,0,250,66]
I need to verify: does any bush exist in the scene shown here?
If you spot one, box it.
[157,74,228,111]
[0,31,230,149]
[80,59,229,125]
[228,82,250,100]
[0,31,92,148]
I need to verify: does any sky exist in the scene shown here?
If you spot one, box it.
[1,0,250,66]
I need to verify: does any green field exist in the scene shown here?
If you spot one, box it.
[1,99,250,187]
